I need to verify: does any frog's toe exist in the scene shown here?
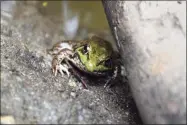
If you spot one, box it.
[52,68,57,76]
[103,80,111,88]
[59,68,64,77]
[59,64,70,77]
[52,65,58,76]
[103,77,115,89]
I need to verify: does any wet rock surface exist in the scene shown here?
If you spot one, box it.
[1,1,142,124]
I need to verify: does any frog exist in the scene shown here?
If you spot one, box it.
[47,35,121,89]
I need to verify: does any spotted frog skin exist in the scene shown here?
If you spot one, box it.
[47,35,121,88]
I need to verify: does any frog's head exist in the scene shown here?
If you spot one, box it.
[75,39,113,72]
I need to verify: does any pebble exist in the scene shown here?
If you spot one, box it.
[1,115,15,124]
[70,92,76,98]
[68,80,77,87]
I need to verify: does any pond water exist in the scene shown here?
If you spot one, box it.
[1,1,116,50]
[1,1,111,38]
[36,1,110,30]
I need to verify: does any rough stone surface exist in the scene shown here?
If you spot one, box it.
[102,1,186,124]
[1,1,142,124]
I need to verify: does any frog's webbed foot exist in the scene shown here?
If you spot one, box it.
[52,59,71,77]
[104,66,119,89]
[59,64,70,77]
[51,48,74,77]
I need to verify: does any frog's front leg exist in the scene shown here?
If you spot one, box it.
[64,59,88,89]
[52,48,74,76]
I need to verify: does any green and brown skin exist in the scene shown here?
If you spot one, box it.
[47,35,121,88]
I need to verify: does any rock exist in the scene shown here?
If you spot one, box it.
[102,1,186,124]
[1,1,141,124]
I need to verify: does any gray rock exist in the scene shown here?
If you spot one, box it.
[1,1,141,124]
[102,1,186,124]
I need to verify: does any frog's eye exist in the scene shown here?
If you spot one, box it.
[104,58,112,68]
[81,45,88,55]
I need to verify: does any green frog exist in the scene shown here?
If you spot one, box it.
[47,35,121,89]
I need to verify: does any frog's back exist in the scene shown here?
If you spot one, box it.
[89,37,113,55]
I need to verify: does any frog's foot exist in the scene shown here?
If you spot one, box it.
[52,62,70,77]
[51,48,74,76]
[104,66,119,89]
[59,64,70,77]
